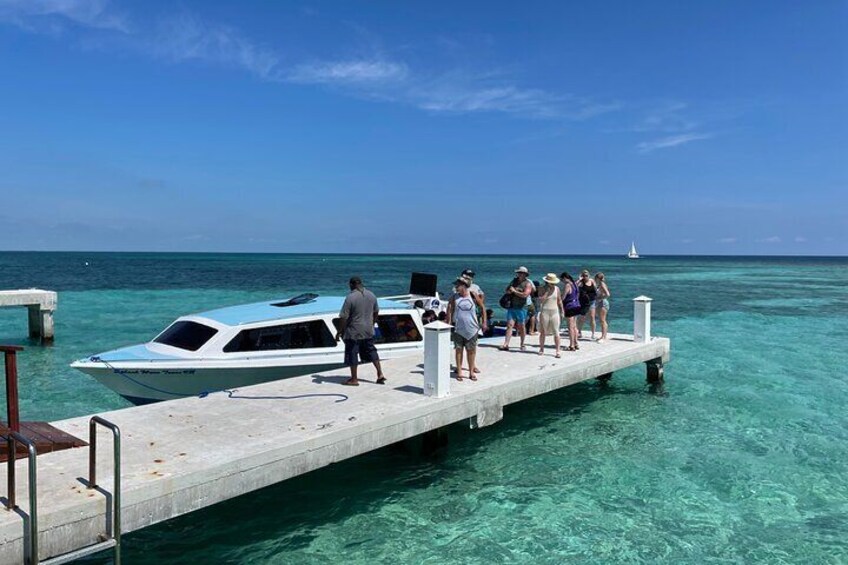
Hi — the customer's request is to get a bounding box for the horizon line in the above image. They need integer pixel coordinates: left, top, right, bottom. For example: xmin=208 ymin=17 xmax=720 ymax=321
xmin=1 ymin=250 xmax=846 ymax=259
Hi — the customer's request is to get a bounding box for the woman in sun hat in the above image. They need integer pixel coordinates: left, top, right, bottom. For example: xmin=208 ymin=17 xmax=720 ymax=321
xmin=500 ymin=266 xmax=532 ymax=351
xmin=537 ymin=273 xmax=564 ymax=357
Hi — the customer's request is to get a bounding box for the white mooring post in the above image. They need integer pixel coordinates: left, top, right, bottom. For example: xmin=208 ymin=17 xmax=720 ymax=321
xmin=633 ymin=296 xmax=652 ymax=342
xmin=423 ymin=321 xmax=452 ymax=398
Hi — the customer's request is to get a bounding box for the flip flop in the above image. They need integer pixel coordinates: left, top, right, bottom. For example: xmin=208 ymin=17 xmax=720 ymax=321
xmin=342 ymin=379 xmax=360 ymax=386
xmin=376 ymin=376 xmax=387 ymax=385
xmin=469 ymin=374 xmax=478 ymax=381
xmin=498 ymin=346 xmax=509 ymax=351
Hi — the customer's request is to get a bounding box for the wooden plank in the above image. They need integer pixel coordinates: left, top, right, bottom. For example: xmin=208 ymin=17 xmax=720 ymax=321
xmin=0 ymin=421 xmax=86 ymax=461
xmin=23 ymin=422 xmax=87 ymax=448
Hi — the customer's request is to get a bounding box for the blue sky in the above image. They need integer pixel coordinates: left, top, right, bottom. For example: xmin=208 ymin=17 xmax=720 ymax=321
xmin=0 ymin=0 xmax=845 ymax=255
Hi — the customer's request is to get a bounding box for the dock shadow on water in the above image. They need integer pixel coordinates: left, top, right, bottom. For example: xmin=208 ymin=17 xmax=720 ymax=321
xmin=85 ymin=377 xmax=656 ymax=564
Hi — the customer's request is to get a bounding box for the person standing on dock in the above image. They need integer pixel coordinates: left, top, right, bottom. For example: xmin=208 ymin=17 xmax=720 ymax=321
xmin=460 ymin=268 xmax=485 ymax=374
xmin=577 ymin=270 xmax=598 ymax=340
xmin=562 ymin=272 xmax=581 ymax=351
xmin=335 ymin=276 xmax=386 ymax=386
xmin=500 ymin=266 xmax=532 ymax=351
xmin=594 ymin=273 xmax=611 ymax=343
xmin=537 ymin=273 xmax=564 ymax=357
xmin=447 ymin=276 xmax=487 ymax=380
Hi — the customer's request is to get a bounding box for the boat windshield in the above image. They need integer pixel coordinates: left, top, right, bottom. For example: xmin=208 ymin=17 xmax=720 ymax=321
xmin=271 ymin=293 xmax=318 ymax=307
xmin=154 ymin=321 xmax=219 ymax=351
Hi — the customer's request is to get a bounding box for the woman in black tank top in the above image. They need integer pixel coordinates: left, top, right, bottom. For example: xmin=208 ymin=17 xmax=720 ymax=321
xmin=577 ymin=270 xmax=597 ymax=339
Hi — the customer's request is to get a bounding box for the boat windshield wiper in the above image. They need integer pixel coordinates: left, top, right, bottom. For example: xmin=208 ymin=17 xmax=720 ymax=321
xmin=271 ymin=293 xmax=319 ymax=307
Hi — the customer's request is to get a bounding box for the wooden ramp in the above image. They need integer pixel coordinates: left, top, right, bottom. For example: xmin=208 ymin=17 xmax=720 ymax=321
xmin=0 ymin=332 xmax=669 ymax=563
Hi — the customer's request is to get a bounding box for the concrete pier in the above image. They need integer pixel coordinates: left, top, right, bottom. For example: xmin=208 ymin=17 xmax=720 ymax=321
xmin=0 ymin=290 xmax=57 ymax=342
xmin=0 ymin=330 xmax=669 ymax=563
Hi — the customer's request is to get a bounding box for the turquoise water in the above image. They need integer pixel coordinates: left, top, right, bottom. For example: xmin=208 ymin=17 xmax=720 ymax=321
xmin=1 ymin=252 xmax=847 ymax=563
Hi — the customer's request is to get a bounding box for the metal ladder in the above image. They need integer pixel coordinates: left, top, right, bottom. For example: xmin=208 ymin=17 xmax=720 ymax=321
xmin=5 ymin=416 xmax=122 ymax=565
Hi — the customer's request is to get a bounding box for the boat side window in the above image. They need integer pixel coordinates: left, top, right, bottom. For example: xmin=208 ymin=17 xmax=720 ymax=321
xmin=154 ymin=321 xmax=219 ymax=352
xmin=331 ymin=314 xmax=421 ymax=344
xmin=223 ymin=320 xmax=336 ymax=352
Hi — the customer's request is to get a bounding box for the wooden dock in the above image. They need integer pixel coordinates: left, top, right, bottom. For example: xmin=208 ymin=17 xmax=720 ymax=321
xmin=0 ymin=330 xmax=669 ymax=563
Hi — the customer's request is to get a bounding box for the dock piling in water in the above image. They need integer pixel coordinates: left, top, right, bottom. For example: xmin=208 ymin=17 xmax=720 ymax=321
xmin=0 ymin=290 xmax=57 ymax=343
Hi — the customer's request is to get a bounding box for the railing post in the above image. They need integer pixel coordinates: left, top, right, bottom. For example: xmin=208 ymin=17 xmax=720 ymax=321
xmin=2 ymin=345 xmax=24 ymax=433
xmin=633 ymin=296 xmax=653 ymax=343
xmin=5 ymin=432 xmax=37 ymax=564
xmin=423 ymin=321 xmax=452 ymax=398
xmin=89 ymin=416 xmax=122 ymax=565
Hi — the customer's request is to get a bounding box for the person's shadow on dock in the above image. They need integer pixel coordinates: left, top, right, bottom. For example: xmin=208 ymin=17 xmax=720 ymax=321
xmin=311 ymin=374 xmax=386 ymax=386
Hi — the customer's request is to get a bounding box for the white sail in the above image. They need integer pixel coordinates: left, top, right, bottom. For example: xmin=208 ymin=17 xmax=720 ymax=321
xmin=628 ymin=241 xmax=640 ymax=259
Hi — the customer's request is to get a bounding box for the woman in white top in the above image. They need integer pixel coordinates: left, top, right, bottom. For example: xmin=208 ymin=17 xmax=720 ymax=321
xmin=537 ymin=273 xmax=564 ymax=357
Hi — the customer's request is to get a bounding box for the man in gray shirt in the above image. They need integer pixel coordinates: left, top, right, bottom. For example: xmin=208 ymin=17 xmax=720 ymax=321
xmin=335 ymin=276 xmax=386 ymax=386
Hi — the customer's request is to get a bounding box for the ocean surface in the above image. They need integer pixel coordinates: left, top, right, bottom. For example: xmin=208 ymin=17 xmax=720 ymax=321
xmin=1 ymin=252 xmax=847 ymax=564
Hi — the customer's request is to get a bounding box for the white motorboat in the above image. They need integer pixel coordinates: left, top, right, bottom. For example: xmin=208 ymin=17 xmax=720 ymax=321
xmin=627 ymin=241 xmax=640 ymax=259
xmin=72 ymin=274 xmax=441 ymax=404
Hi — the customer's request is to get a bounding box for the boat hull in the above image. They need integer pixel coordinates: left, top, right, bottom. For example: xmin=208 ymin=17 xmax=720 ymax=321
xmin=73 ymin=346 xmax=421 ymax=404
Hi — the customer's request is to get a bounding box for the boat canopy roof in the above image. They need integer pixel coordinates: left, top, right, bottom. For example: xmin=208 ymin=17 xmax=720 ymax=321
xmin=194 ymin=296 xmax=410 ymax=327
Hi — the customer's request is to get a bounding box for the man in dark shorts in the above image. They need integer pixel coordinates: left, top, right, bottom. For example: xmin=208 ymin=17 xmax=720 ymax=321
xmin=335 ymin=276 xmax=386 ymax=386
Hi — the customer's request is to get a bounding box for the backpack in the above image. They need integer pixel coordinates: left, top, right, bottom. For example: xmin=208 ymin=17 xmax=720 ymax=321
xmin=499 ymin=293 xmax=512 ymax=309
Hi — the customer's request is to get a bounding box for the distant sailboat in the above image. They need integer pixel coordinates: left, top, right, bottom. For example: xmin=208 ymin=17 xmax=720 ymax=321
xmin=627 ymin=241 xmax=640 ymax=259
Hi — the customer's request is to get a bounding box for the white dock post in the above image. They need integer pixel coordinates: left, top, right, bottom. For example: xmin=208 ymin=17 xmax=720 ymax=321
xmin=423 ymin=321 xmax=452 ymax=398
xmin=633 ymin=296 xmax=652 ymax=343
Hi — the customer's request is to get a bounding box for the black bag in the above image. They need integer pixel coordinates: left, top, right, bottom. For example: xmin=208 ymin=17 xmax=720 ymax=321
xmin=499 ymin=293 xmax=512 ymax=309
xmin=578 ymin=284 xmax=591 ymax=307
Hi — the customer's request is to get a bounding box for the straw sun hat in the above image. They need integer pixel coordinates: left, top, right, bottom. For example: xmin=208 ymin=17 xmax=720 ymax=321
xmin=543 ymin=273 xmax=560 ymax=284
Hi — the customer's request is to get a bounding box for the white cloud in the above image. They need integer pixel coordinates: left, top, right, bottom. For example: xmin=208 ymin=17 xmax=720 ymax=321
xmin=718 ymin=237 xmax=737 ymax=244
xmin=287 ymin=61 xmax=618 ymax=120
xmin=1 ymin=3 xmax=619 ymax=122
xmin=636 ymin=133 xmax=712 ymax=153
xmin=0 ymin=0 xmax=127 ymax=32
xmin=757 ymin=236 xmax=781 ymax=243
xmin=634 ymin=101 xmax=697 ymax=133
xmin=151 ymin=12 xmax=280 ymax=80
xmin=794 ymin=236 xmax=807 ymax=243
xmin=415 ymin=85 xmax=561 ymax=117
xmin=289 ymin=60 xmax=408 ymax=84
xmin=408 ymin=73 xmax=618 ymax=119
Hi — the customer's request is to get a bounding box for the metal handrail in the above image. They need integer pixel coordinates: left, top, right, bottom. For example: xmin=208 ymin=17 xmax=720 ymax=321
xmin=6 ymin=431 xmax=38 ymax=564
xmin=88 ymin=416 xmax=121 ymax=565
